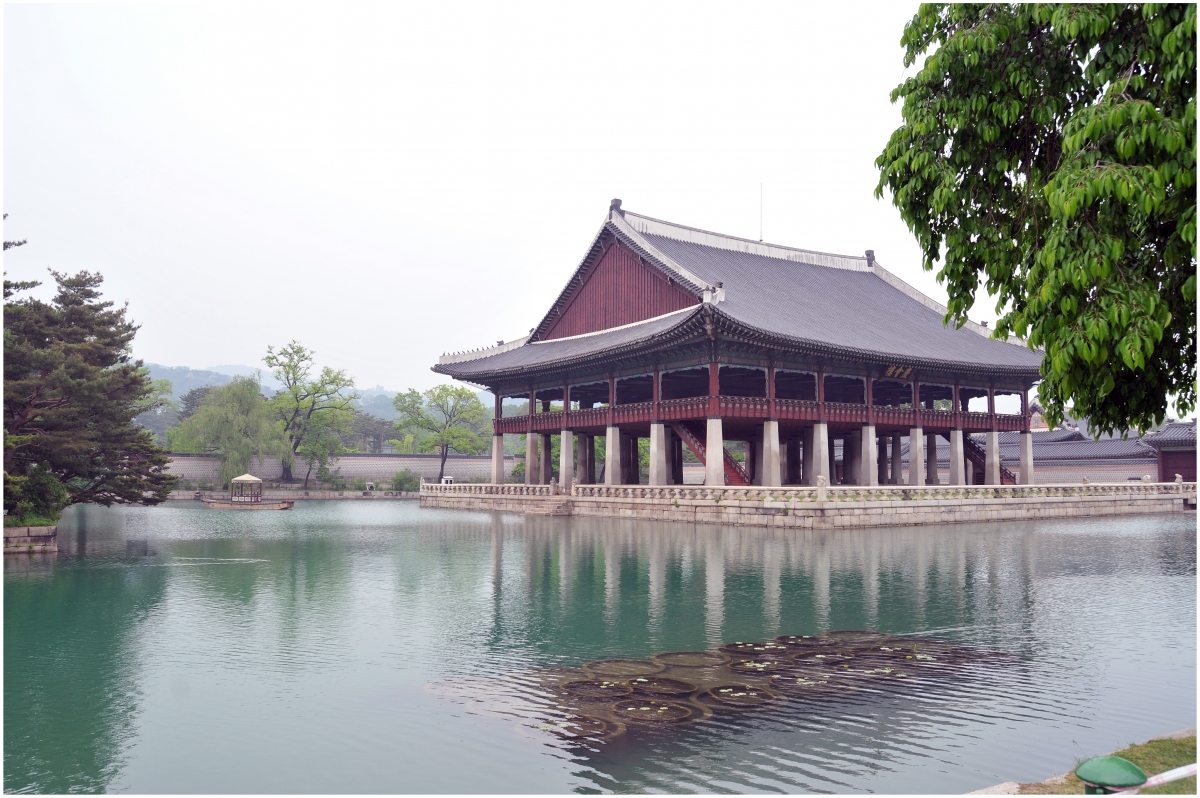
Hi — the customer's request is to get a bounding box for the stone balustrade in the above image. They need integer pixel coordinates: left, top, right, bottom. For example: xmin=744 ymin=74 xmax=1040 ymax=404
xmin=419 ymin=480 xmax=1196 ymax=529
xmin=424 ymin=480 xmax=1194 ymax=502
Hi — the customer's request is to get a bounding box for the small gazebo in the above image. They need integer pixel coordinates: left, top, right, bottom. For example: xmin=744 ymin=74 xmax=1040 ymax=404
xmin=229 ymin=474 xmax=263 ymax=503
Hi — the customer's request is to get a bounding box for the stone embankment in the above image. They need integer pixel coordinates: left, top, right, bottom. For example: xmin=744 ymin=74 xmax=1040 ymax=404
xmin=4 ymin=525 xmax=57 ymax=554
xmin=169 ymin=489 xmax=419 ymax=502
xmin=420 ymin=481 xmax=1196 ymax=529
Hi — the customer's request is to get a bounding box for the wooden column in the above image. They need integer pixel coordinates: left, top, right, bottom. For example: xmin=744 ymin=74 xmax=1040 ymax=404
xmin=865 ymin=375 xmax=874 ymax=424
xmin=953 ymin=383 xmax=961 ymax=428
xmin=912 ymin=380 xmax=922 ymax=427
xmin=652 ymin=366 xmax=661 ymax=421
xmin=607 ymin=376 xmax=616 ymax=426
xmin=987 ymin=388 xmax=996 ymax=428
xmin=708 ymin=361 xmax=720 ymax=417
xmin=767 ymin=358 xmax=776 ymax=419
xmin=816 ymin=368 xmax=826 ymax=421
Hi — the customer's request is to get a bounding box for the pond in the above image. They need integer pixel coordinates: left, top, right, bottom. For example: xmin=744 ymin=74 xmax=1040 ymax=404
xmin=4 ymin=502 xmax=1195 ymax=794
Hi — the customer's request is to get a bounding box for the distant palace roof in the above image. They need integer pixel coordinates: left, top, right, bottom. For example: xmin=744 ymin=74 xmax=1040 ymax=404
xmin=435 ymin=205 xmax=1044 ymax=383
xmin=1142 ymin=419 xmax=1197 ymax=449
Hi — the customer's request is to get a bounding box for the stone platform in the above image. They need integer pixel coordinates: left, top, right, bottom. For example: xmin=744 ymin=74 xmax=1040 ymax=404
xmin=420 ymin=481 xmax=1196 ymax=529
xmin=4 ymin=525 xmax=58 ymax=554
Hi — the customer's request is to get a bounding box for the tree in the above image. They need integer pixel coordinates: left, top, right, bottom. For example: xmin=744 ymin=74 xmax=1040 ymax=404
xmin=4 ymin=270 xmax=177 ymax=523
xmin=178 ymin=386 xmax=213 ymax=422
xmin=394 ymin=385 xmax=487 ymax=482
xmin=346 ymin=411 xmax=394 ymax=454
xmin=167 ymin=376 xmax=287 ymax=485
xmin=876 ymin=4 xmax=1195 ymax=435
xmin=264 ymin=341 xmax=357 ymax=485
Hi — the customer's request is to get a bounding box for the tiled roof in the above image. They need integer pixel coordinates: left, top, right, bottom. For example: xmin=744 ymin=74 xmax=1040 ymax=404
xmin=998 ymin=429 xmax=1086 ymax=444
xmin=434 ymin=205 xmax=1044 ymax=382
xmin=1142 ymin=419 xmax=1197 ymax=448
xmin=435 ymin=308 xmax=700 ymax=379
xmin=902 ymin=434 xmax=1156 ymax=464
xmin=642 ymin=232 xmax=1042 ymax=373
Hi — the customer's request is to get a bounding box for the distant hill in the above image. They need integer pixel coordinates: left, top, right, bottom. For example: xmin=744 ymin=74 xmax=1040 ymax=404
xmin=142 ymin=364 xmax=288 ymax=399
xmin=144 ymin=364 xmax=234 ymax=400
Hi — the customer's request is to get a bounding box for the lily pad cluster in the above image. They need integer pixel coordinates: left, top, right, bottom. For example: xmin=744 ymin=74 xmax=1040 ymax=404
xmin=522 ymin=630 xmax=1010 ymax=741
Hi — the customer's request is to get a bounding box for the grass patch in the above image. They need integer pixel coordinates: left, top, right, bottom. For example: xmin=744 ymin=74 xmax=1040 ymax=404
xmin=1019 ymin=736 xmax=1196 ymax=795
xmin=3 ymin=514 xmax=59 ymax=528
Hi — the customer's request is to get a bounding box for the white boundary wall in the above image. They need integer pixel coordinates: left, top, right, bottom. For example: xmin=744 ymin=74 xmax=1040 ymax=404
xmin=167 ymin=453 xmax=517 ymax=484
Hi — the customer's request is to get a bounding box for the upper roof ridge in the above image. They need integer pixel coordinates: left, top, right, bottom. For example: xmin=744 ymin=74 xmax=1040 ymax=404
xmin=623 ymin=210 xmax=871 ymax=272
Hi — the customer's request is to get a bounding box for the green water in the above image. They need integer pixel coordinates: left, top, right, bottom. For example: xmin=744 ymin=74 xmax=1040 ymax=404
xmin=4 ymin=502 xmax=1196 ymax=793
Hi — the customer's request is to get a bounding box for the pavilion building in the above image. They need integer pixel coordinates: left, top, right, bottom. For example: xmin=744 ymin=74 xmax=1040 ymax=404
xmin=434 ymin=200 xmax=1043 ymax=488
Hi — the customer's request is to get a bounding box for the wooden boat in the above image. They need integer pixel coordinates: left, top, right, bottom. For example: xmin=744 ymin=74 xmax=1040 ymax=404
xmin=202 ymin=499 xmax=294 ymax=510
xmin=203 ymin=473 xmax=294 ymax=510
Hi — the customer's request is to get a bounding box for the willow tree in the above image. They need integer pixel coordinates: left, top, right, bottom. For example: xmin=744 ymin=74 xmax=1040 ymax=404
xmin=167 ymin=376 xmax=287 ymax=485
xmin=876 ymin=4 xmax=1195 ymax=435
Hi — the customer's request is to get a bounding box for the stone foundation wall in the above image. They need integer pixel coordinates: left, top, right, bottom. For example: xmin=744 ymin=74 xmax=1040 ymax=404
xmin=168 ymin=489 xmax=419 ymax=501
xmin=4 ymin=525 xmax=58 ymax=554
xmin=420 ymin=482 xmax=1196 ymax=530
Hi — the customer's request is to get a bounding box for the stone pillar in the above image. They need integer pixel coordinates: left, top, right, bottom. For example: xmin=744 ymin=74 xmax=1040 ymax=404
xmin=671 ymin=432 xmax=684 ymax=484
xmin=621 ymin=433 xmax=638 ymax=484
xmin=811 ymin=422 xmax=830 ymax=484
xmin=586 ymin=436 xmax=597 ymax=483
xmin=1020 ymin=431 xmax=1034 ymax=485
xmin=705 ymin=418 xmax=725 ymax=486
xmin=604 ymin=426 xmax=621 ymax=485
xmin=859 ymin=425 xmax=877 ymax=486
xmin=491 ymin=434 xmax=505 ymax=484
xmin=985 ymin=430 xmax=1001 ymax=484
xmin=949 ymin=430 xmax=966 ymax=485
xmin=559 ymin=429 xmax=574 ymax=487
xmin=877 ymin=436 xmax=888 ymax=485
xmin=779 ymin=436 xmax=790 ymax=485
xmin=890 ymin=433 xmax=902 ymax=484
xmin=786 ymin=437 xmax=801 ymax=485
xmin=926 ymin=432 xmax=939 ymax=485
xmin=540 ymin=433 xmax=554 ymax=484
xmin=648 ymin=422 xmax=668 ymax=486
xmin=845 ymin=430 xmax=861 ymax=485
xmin=525 ymin=433 xmax=539 ymax=484
xmin=576 ymin=434 xmax=589 ymax=484
xmin=748 ymin=435 xmax=761 ymax=485
xmin=762 ymin=420 xmax=781 ymax=487
xmin=908 ymin=428 xmax=924 ymax=485
xmin=828 ymin=432 xmax=838 ymax=484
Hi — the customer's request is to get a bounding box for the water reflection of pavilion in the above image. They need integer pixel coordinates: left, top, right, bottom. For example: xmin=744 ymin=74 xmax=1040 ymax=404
xmin=481 ymin=515 xmax=1072 ymax=654
xmin=436 ymin=202 xmax=1043 ymax=487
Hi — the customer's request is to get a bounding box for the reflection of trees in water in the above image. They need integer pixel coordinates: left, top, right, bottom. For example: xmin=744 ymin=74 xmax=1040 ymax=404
xmin=4 ymin=562 xmax=167 ymax=793
xmin=165 ymin=536 xmax=358 ymax=677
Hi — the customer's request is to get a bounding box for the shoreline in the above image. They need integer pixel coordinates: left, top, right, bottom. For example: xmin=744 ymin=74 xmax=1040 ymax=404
xmin=970 ymin=727 xmax=1197 ymax=795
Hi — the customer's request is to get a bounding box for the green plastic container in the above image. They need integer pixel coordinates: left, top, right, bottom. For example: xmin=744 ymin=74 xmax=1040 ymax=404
xmin=1075 ymin=756 xmax=1148 ymax=794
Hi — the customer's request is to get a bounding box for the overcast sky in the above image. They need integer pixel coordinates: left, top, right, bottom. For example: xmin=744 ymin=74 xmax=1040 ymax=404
xmin=2 ymin=1 xmax=1004 ymax=393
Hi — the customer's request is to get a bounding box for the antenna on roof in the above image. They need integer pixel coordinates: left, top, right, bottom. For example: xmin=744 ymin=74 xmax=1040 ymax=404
xmin=759 ymin=181 xmax=763 ymax=242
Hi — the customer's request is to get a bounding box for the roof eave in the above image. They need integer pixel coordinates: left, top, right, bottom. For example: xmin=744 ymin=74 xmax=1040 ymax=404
xmin=707 ymin=307 xmax=1043 ymax=382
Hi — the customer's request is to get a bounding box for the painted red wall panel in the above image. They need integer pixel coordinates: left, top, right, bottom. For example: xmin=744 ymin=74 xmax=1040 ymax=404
xmin=1160 ymin=450 xmax=1196 ymax=482
xmin=543 ymin=243 xmax=698 ymax=340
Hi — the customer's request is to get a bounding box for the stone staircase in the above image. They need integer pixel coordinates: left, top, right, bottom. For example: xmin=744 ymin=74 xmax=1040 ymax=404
xmin=526 ymin=499 xmax=574 ymax=516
